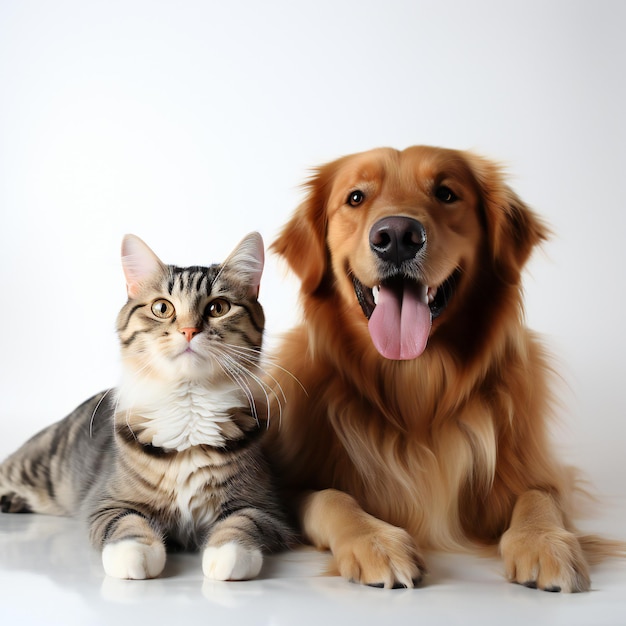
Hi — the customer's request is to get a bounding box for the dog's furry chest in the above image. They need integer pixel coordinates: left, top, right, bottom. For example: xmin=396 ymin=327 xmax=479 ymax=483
xmin=322 ymin=388 xmax=498 ymax=550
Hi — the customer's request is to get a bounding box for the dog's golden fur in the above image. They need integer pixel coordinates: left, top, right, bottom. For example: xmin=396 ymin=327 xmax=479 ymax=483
xmin=266 ymin=145 xmax=613 ymax=592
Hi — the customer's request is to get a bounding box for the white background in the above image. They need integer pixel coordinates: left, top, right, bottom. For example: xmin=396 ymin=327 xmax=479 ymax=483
xmin=1 ymin=0 xmax=625 ymax=521
xmin=1 ymin=2 xmax=626 ymax=623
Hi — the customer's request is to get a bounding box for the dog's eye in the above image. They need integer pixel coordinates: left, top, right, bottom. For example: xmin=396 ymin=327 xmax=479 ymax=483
xmin=435 ymin=185 xmax=458 ymax=204
xmin=347 ymin=190 xmax=365 ymax=207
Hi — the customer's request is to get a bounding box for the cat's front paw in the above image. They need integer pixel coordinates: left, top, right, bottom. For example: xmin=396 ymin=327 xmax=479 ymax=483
xmin=202 ymin=541 xmax=263 ymax=581
xmin=102 ymin=538 xmax=166 ymax=579
xmin=0 ymin=491 xmax=32 ymax=513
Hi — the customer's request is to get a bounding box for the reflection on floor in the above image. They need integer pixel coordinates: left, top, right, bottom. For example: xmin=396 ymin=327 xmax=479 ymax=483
xmin=1 ymin=504 xmax=625 ymax=626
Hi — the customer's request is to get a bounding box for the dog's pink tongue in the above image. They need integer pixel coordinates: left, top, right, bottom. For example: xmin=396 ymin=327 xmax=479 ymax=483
xmin=368 ymin=282 xmax=432 ymax=360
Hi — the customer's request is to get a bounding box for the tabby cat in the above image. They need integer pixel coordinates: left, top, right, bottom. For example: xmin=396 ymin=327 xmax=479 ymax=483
xmin=0 ymin=232 xmax=294 ymax=580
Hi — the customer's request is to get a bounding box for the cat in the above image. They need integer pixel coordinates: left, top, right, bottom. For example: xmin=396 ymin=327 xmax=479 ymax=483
xmin=0 ymin=232 xmax=294 ymax=581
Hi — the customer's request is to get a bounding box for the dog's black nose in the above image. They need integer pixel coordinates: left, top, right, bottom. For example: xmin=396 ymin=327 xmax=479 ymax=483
xmin=369 ymin=217 xmax=426 ymax=265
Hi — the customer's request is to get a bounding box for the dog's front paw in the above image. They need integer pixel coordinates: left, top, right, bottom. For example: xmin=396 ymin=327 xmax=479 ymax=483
xmin=500 ymin=527 xmax=590 ymax=593
xmin=102 ymin=538 xmax=166 ymax=580
xmin=334 ymin=523 xmax=426 ymax=589
xmin=202 ymin=541 xmax=263 ymax=581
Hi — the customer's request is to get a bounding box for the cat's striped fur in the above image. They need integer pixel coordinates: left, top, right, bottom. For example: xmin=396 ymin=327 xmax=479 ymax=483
xmin=0 ymin=233 xmax=294 ymax=580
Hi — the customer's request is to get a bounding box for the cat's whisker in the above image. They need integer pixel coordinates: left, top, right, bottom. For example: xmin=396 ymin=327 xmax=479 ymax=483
xmin=108 ymin=386 xmax=134 ymax=441
xmin=124 ymin=408 xmax=137 ymax=441
xmin=219 ymin=344 xmax=298 ymax=401
xmin=218 ymin=344 xmax=293 ymax=420
xmin=227 ymin=364 xmax=269 ymax=422
xmin=210 ymin=261 xmax=226 ymax=287
xmin=90 ymin=388 xmax=115 ymax=438
xmin=213 ymin=354 xmax=261 ymax=425
xmin=116 ymin=389 xmax=137 ymax=443
xmin=216 ymin=351 xmax=274 ymax=425
xmin=222 ymin=342 xmax=308 ymax=398
xmin=215 ymin=345 xmax=283 ymax=417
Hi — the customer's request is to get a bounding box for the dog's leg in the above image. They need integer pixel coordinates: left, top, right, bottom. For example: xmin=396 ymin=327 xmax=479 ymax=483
xmin=299 ymin=488 xmax=426 ymax=588
xmin=499 ymin=489 xmax=590 ymax=592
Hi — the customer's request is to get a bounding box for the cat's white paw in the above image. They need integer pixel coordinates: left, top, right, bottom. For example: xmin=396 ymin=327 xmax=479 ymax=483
xmin=102 ymin=539 xmax=166 ymax=579
xmin=202 ymin=541 xmax=263 ymax=581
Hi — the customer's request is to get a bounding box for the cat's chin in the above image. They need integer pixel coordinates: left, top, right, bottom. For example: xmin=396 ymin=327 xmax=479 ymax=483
xmin=174 ymin=347 xmax=204 ymax=364
xmin=122 ymin=355 xmax=221 ymax=385
xmin=175 ymin=350 xmax=216 ymax=372
xmin=169 ymin=359 xmax=222 ymax=383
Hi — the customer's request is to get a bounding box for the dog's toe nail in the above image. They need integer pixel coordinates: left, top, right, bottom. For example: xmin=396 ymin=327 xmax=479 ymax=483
xmin=523 ymin=580 xmax=538 ymax=589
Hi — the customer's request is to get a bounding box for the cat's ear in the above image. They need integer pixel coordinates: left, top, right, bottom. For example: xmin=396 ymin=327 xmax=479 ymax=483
xmin=121 ymin=234 xmax=167 ymax=298
xmin=223 ymin=232 xmax=265 ymax=298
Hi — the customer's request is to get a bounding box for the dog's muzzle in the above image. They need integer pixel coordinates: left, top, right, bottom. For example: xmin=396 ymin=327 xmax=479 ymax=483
xmin=351 ymin=216 xmax=457 ymax=360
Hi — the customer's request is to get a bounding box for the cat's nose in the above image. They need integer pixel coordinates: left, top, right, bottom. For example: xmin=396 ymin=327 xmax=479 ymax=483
xmin=180 ymin=327 xmax=200 ymax=342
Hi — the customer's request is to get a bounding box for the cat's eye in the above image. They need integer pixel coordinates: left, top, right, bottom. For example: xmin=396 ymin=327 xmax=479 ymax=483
xmin=207 ymin=298 xmax=231 ymax=318
xmin=151 ymin=299 xmax=175 ymax=319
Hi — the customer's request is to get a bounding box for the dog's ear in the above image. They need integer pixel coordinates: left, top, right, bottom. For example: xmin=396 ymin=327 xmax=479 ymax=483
xmin=271 ymin=166 xmax=333 ymax=294
xmin=467 ymin=153 xmax=550 ymax=283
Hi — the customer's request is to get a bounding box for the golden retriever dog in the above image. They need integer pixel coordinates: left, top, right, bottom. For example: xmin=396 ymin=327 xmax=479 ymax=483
xmin=266 ymin=145 xmax=616 ymax=592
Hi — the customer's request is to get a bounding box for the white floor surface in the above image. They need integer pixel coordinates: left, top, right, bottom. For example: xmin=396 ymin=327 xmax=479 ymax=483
xmin=1 ymin=498 xmax=625 ymax=626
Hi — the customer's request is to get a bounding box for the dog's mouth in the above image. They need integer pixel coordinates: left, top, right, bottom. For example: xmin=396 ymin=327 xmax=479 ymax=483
xmin=352 ymin=271 xmax=459 ymax=360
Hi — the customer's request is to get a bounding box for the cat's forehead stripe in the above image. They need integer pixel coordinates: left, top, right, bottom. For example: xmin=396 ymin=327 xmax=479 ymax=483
xmin=167 ymin=265 xmax=218 ymax=296
xmin=195 ymin=272 xmax=206 ymax=293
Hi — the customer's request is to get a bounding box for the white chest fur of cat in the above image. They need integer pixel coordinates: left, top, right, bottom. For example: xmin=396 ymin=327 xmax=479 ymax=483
xmin=0 ymin=232 xmax=293 ymax=582
xmin=117 ymin=375 xmax=244 ymax=451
